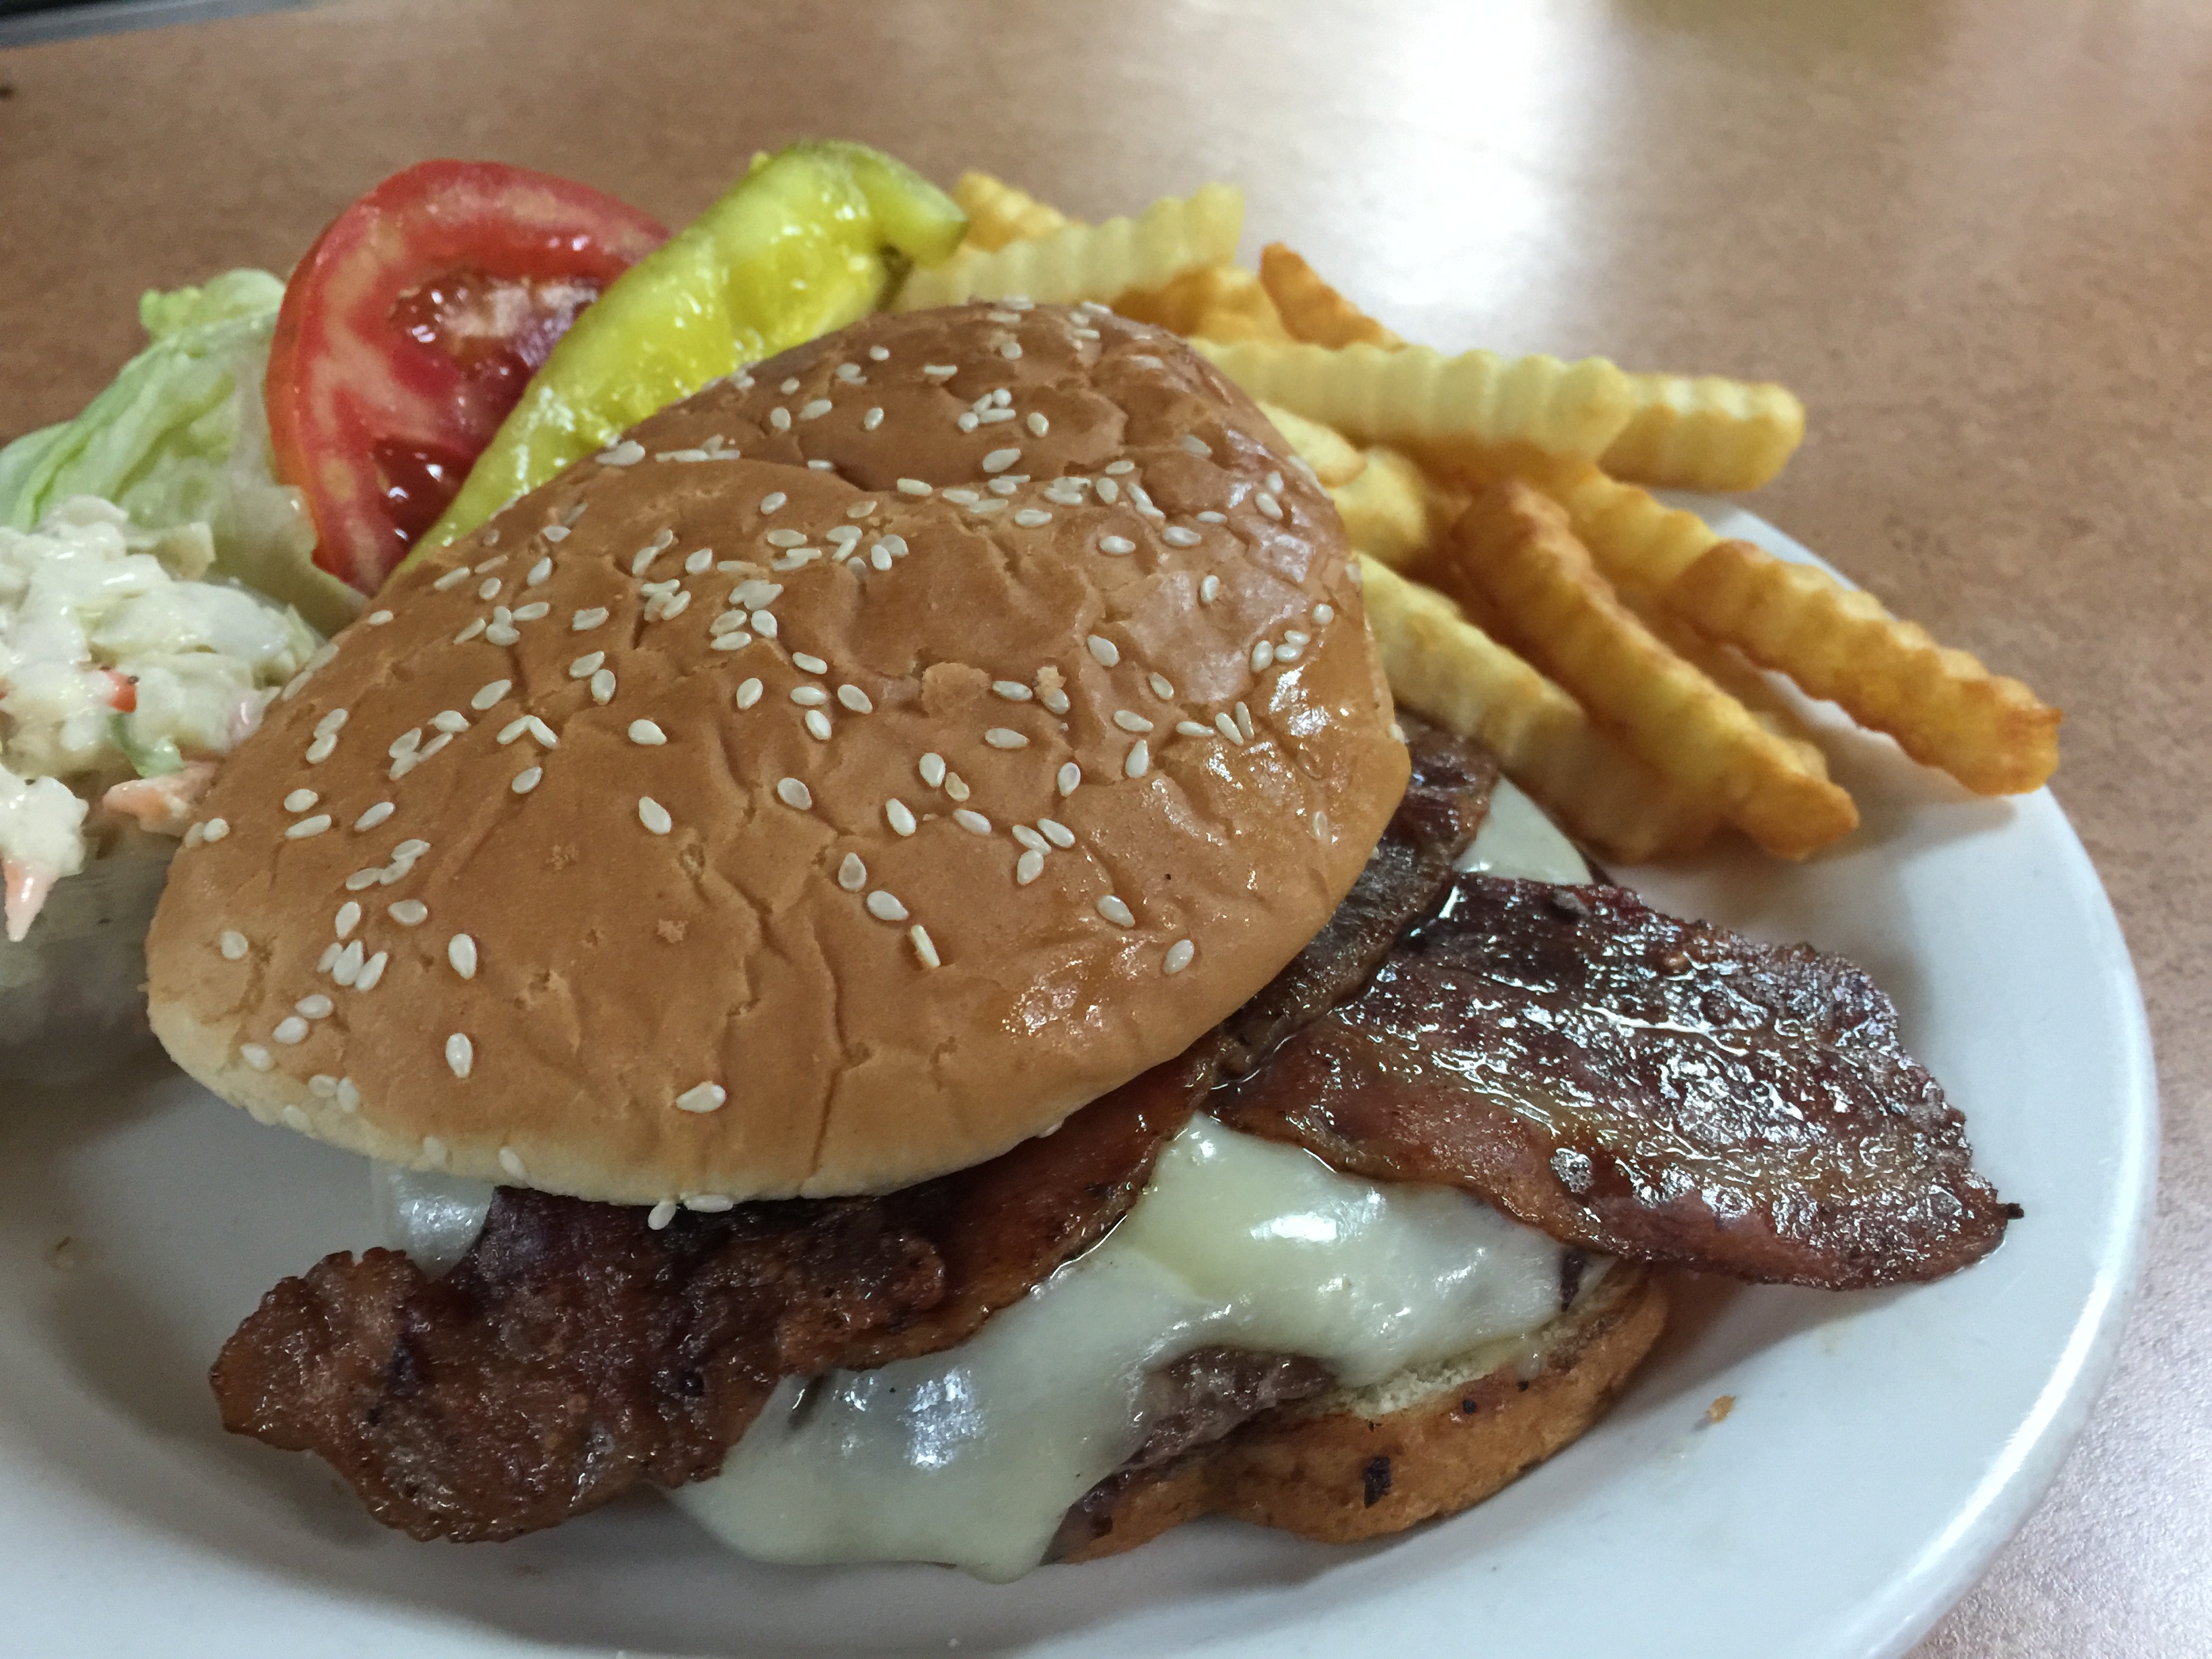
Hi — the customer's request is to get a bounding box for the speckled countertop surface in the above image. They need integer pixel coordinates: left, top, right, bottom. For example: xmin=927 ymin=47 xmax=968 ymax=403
xmin=2 ymin=2 xmax=2205 ymax=1651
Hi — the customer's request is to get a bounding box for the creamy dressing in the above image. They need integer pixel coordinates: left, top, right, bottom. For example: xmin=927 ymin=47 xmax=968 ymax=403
xmin=372 ymin=766 xmax=1599 ymax=1579
xmin=0 ymin=495 xmax=316 ymax=937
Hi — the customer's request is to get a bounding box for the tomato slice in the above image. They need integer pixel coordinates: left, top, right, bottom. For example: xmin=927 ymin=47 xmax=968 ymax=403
xmin=266 ymin=160 xmax=666 ymax=591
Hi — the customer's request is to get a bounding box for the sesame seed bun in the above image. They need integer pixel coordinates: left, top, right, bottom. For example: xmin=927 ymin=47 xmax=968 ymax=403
xmin=145 ymin=302 xmax=1408 ymax=1205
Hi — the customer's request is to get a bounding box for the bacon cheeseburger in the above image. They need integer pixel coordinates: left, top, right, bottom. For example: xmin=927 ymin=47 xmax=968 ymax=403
xmin=146 ymin=303 xmax=2013 ymax=1579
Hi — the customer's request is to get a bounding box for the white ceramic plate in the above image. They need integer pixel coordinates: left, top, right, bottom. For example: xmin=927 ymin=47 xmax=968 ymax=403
xmin=0 ymin=501 xmax=2155 ymax=1659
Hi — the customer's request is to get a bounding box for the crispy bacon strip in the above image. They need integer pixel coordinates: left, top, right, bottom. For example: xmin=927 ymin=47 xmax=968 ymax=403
xmin=1214 ymin=876 xmax=2012 ymax=1288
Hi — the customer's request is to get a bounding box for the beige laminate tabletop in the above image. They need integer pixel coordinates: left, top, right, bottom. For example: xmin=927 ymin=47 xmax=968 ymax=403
xmin=1 ymin=2 xmax=2205 ymax=1653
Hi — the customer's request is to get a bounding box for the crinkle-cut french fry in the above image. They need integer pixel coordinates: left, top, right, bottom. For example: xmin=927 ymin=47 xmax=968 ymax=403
xmin=1328 ymin=446 xmax=1468 ymax=572
xmin=1633 ymin=602 xmax=1832 ymax=781
xmin=1422 ymin=443 xmax=1721 ymax=599
xmin=1256 ymin=403 xmax=1367 ymax=487
xmin=894 ymin=183 xmax=1243 ymax=311
xmin=952 ymin=171 xmax=1078 ymax=251
xmin=1115 ymin=263 xmax=1290 ymax=344
xmin=1196 ymin=339 xmax=1635 ymax=462
xmin=1357 ymin=555 xmax=1718 ymax=863
xmin=1599 ymin=373 xmax=1807 ymax=492
xmin=1667 ymin=539 xmax=2061 ymax=795
xmin=1258 ymin=243 xmax=1404 ymax=349
xmin=1450 ymin=484 xmax=1858 ymax=859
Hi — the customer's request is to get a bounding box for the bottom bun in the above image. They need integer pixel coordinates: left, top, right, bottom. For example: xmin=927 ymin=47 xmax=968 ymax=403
xmin=1059 ymin=1263 xmax=1666 ymax=1559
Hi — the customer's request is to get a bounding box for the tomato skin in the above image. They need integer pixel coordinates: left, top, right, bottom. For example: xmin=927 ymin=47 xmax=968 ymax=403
xmin=266 ymin=161 xmax=665 ymax=592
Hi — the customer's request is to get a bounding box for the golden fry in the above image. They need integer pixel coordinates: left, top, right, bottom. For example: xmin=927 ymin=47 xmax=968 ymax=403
xmin=1357 ymin=556 xmax=1719 ymax=863
xmin=951 ymin=171 xmax=1076 ymax=251
xmin=1667 ymin=539 xmax=2061 ymax=794
xmin=1114 ymin=263 xmax=1290 ymax=343
xmin=1599 ymin=373 xmax=1806 ymax=493
xmin=1328 ymin=446 xmax=1469 ymax=573
xmin=1256 ymin=403 xmax=1367 ymax=487
xmin=1449 ymin=485 xmax=1858 ymax=859
xmin=895 ymin=183 xmax=1243 ymax=310
xmin=1257 ymin=243 xmax=1403 ymax=349
xmin=1196 ymin=339 xmax=1635 ymax=462
xmin=1632 ymin=601 xmax=1832 ymax=781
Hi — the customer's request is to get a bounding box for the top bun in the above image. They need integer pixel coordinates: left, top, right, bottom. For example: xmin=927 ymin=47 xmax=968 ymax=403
xmin=146 ymin=302 xmax=1408 ymax=1205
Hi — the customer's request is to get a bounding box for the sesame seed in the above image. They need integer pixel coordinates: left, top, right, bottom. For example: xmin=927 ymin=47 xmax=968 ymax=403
xmin=598 ymin=440 xmax=645 ymax=466
xmin=414 ymin=732 xmax=452 ymax=765
xmin=780 ymin=377 xmax=802 ymax=394
xmin=1216 ymin=712 xmax=1245 ymax=744
xmin=676 ymin=1082 xmax=727 ymax=1114
xmin=1015 ymin=509 xmax=1052 ymax=528
xmin=1181 ymin=435 xmax=1213 ymax=459
xmin=447 ymin=935 xmax=478 ymax=979
xmin=837 ymin=362 xmax=865 ymax=382
xmin=865 ymin=890 xmax=909 ymax=922
xmin=790 ymin=685 xmax=829 ymax=707
xmin=434 ymin=567 xmax=472 ymax=592
xmin=907 ymin=923 xmax=941 ymax=967
xmin=683 ymin=547 xmax=712 ymax=576
xmin=983 ymin=728 xmax=1029 ymax=749
xmin=992 ymin=680 xmax=1033 ymax=702
xmin=394 ymin=838 xmax=430 ymax=861
xmin=733 ymin=578 xmax=783 ymax=607
xmin=1105 ymin=459 xmax=1135 ymax=475
xmin=569 ymin=653 xmax=604 ymax=678
xmin=1313 ymin=602 xmax=1336 ymax=624
xmin=776 ymin=777 xmax=813 ymax=811
xmin=639 ymin=796 xmax=674 ymax=834
xmin=863 ymin=408 xmax=884 ymax=430
xmin=886 ymin=799 xmax=916 ymax=835
xmin=471 ymin=678 xmax=513 ymax=711
xmin=1012 ymin=824 xmax=1046 ymax=853
xmin=388 ymin=899 xmax=428 ymax=926
xmin=337 ymin=1077 xmax=361 ymax=1111
xmin=1252 ymin=641 xmax=1275 ymax=672
xmin=686 ymin=1194 xmax=734 ymax=1213
xmin=590 ymin=669 xmax=617 ymax=704
xmin=804 ymin=709 xmax=833 ymax=741
xmin=736 ymin=678 xmax=764 ymax=710
xmin=445 ymin=1035 xmax=474 ymax=1079
xmin=792 ymin=651 xmax=828 ymax=674
xmin=769 ymin=408 xmax=792 ymax=432
xmin=1125 ymin=740 xmax=1150 ymax=778
xmin=1165 ymin=939 xmax=1195 ymax=975
xmin=1199 ymin=511 xmax=1226 ymax=524
xmin=923 ymin=363 xmax=958 ymax=379
xmin=1162 ymin=527 xmax=1202 ymax=548
xmin=1026 ymin=412 xmax=1049 ymax=436
xmin=314 ymin=708 xmax=350 ymax=738
xmin=285 ymin=788 xmax=318 ymax=813
xmin=498 ymin=718 xmax=531 ymax=744
xmin=870 ymin=544 xmax=894 ymax=570
xmin=432 ymin=710 xmax=469 ymax=735
xmin=219 ymin=929 xmax=248 ymax=960
xmin=273 ymin=1015 xmax=309 ymax=1045
xmin=957 ymin=412 xmax=979 ymax=433
xmin=528 ymin=556 xmax=554 ymax=584
xmin=981 ymin=448 xmax=1021 ymax=474
xmin=306 ymin=734 xmax=337 ymax=764
xmin=1267 ymin=471 xmax=1285 ymax=494
xmin=944 ymin=487 xmax=981 ymax=506
xmin=499 ymin=1147 xmax=528 ymax=1179
xmin=945 ymin=772 xmax=970 ymax=802
xmin=648 ymin=1200 xmax=678 ymax=1230
xmin=1040 ymin=688 xmax=1069 ymax=714
xmin=826 ymin=525 xmax=862 ymax=546
xmin=838 ymin=684 xmax=873 ymax=714
xmin=800 ymin=398 xmax=832 ymax=420
xmin=1086 ymin=635 xmax=1120 ymax=668
xmin=1099 ymin=535 xmax=1135 ymax=555
xmin=1097 ymin=895 xmax=1136 ymax=927
xmin=285 ymin=815 xmax=332 ymax=840
xmin=1000 ymin=340 xmax=1023 ymax=360
xmin=1276 ymin=641 xmax=1303 ymax=662
xmin=1057 ymin=762 xmax=1080 ymax=796
xmin=512 ymin=766 xmax=542 ymax=794
xmin=1096 ymin=478 xmax=1120 ymax=504
xmin=316 ymin=942 xmax=342 ymax=970
xmin=526 ymin=716 xmax=558 ymax=747
xmin=764 ymin=529 xmax=808 ymax=548
xmin=869 ymin=345 xmax=890 ymax=361
xmin=309 ymin=1075 xmax=337 ymax=1098
xmin=897 ymin=478 xmax=931 ymax=496
xmin=335 ymin=901 xmax=362 ymax=939
xmin=752 ymin=611 xmax=780 ymax=638
xmin=1313 ymin=809 xmax=1331 ymax=841
xmin=954 ymin=808 xmax=993 ymax=835
xmin=454 ymin=619 xmax=487 ymax=644
xmin=1176 ymin=720 xmax=1210 ymax=737
xmin=240 ymin=1043 xmax=272 ymax=1071
xmin=367 ymin=610 xmax=394 ymax=626
xmin=1236 ymin=702 xmax=1255 ymax=741
xmin=1038 ymin=817 xmax=1075 ymax=848
xmin=880 ymin=534 xmax=909 ymax=557
xmin=838 ymin=853 xmax=868 ymax=891
xmin=1201 ymin=575 xmax=1222 ymax=603
xmin=711 ymin=611 xmax=752 ymax=638
xmin=354 ymin=951 xmax=389 ymax=991
xmin=477 ymin=577 xmax=502 ymax=601
xmin=1256 ymin=491 xmax=1282 ymax=520
xmin=629 ymin=719 xmax=668 ymax=745
xmin=485 ymin=622 xmax=520 ymax=646
xmin=344 ymin=869 xmax=382 ymax=892
xmin=919 ymin=752 xmax=947 ymax=787
xmin=572 ymin=607 xmax=609 ymax=631
xmin=1113 ymin=710 xmax=1154 ymax=733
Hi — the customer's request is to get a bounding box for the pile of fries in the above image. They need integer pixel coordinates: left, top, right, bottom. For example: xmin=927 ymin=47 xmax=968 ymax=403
xmin=892 ymin=173 xmax=2060 ymax=863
